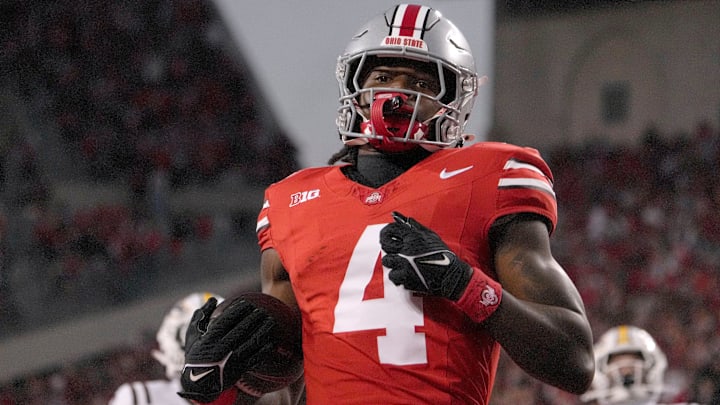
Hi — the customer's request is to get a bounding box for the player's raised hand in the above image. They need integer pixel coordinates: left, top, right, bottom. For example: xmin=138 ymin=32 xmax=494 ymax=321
xmin=380 ymin=211 xmax=473 ymax=301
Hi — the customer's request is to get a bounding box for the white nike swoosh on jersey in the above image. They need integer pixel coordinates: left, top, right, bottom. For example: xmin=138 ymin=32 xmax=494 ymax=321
xmin=189 ymin=369 xmax=214 ymax=382
xmin=439 ymin=165 xmax=474 ymax=179
xmin=419 ymin=254 xmax=451 ymax=266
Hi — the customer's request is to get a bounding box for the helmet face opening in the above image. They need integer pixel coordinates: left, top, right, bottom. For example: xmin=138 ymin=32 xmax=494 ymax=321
xmin=336 ymin=4 xmax=478 ymax=152
xmin=350 ymin=56 xmax=457 ymax=105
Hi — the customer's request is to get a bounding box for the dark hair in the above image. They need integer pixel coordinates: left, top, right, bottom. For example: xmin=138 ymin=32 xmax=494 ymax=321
xmin=328 ymin=145 xmax=359 ymax=165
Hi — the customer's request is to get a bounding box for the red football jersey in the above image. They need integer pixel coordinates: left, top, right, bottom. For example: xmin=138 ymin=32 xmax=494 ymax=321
xmin=256 ymin=142 xmax=557 ymax=405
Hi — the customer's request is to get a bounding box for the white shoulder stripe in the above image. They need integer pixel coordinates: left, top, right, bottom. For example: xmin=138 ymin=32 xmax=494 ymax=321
xmin=256 ymin=216 xmax=269 ymax=232
xmin=498 ymin=178 xmax=556 ymax=197
xmin=503 ymin=159 xmax=547 ymax=178
xmin=262 ymin=200 xmax=270 ymax=209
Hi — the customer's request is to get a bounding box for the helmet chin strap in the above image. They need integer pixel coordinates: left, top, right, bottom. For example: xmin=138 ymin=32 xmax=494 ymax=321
xmin=360 ymin=92 xmax=428 ymax=153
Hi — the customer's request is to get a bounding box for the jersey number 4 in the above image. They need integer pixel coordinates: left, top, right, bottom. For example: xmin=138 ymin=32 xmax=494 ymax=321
xmin=332 ymin=224 xmax=428 ymax=365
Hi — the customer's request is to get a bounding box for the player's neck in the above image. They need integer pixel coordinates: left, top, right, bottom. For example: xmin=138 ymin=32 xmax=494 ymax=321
xmin=347 ymin=147 xmax=431 ymax=188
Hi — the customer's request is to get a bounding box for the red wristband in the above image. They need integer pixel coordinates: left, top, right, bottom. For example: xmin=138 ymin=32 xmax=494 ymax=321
xmin=191 ymin=388 xmax=239 ymax=405
xmin=454 ymin=268 xmax=502 ymax=323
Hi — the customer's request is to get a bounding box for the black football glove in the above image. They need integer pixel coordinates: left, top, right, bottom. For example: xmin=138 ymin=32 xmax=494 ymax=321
xmin=178 ymin=296 xmax=277 ymax=403
xmin=380 ymin=211 xmax=473 ymax=301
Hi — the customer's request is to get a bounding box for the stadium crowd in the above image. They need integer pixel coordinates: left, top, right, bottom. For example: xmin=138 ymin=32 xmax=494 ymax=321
xmin=0 ymin=0 xmax=297 ymax=335
xmin=2 ymin=0 xmax=296 ymax=188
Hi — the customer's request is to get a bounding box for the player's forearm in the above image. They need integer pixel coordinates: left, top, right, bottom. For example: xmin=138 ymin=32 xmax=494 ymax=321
xmin=483 ymin=291 xmax=594 ymax=394
xmin=486 ymin=218 xmax=595 ymax=393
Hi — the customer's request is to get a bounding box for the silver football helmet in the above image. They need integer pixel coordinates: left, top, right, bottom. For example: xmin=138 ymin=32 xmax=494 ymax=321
xmin=581 ymin=325 xmax=668 ymax=405
xmin=336 ymin=4 xmax=479 ymax=152
xmin=152 ymin=292 xmax=224 ymax=380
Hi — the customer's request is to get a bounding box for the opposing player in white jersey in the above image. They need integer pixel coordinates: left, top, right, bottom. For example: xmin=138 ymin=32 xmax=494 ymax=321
xmin=580 ymin=325 xmax=701 ymax=405
xmin=109 ymin=292 xmax=222 ymax=405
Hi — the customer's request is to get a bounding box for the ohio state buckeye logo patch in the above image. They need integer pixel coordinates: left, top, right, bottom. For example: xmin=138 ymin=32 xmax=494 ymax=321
xmin=480 ymin=285 xmax=499 ymax=306
xmin=363 ymin=191 xmax=384 ymax=205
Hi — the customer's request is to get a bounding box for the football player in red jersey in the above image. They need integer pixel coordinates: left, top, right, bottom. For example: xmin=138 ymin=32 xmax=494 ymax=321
xmin=179 ymin=4 xmax=594 ymax=405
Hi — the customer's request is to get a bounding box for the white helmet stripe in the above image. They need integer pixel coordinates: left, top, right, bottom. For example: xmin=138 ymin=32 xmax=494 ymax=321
xmin=390 ymin=4 xmax=431 ymax=38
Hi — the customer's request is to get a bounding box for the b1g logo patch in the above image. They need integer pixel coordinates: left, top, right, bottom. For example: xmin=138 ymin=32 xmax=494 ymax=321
xmin=289 ymin=189 xmax=320 ymax=207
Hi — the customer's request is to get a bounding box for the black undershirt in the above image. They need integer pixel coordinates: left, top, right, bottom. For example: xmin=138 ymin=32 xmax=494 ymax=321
xmin=341 ymin=148 xmax=432 ymax=188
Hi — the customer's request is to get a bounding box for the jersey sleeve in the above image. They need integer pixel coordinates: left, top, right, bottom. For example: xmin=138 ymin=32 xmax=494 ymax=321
xmin=492 ymin=146 xmax=558 ymax=232
xmin=256 ymin=189 xmax=273 ymax=251
xmin=255 ymin=167 xmax=328 ymax=253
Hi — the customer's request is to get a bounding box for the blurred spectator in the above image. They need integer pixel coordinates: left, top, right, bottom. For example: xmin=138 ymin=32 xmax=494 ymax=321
xmin=688 ymin=359 xmax=720 ymax=405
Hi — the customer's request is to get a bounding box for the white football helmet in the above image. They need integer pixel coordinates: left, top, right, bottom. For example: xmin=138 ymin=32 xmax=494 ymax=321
xmin=152 ymin=292 xmax=224 ymax=380
xmin=336 ymin=4 xmax=480 ymax=152
xmin=581 ymin=325 xmax=668 ymax=405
